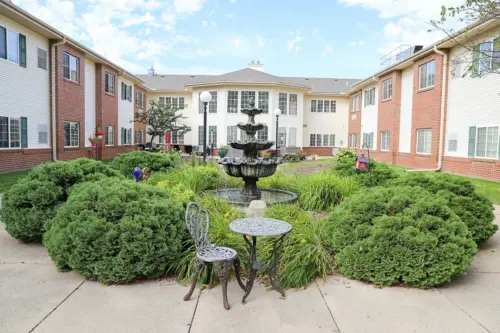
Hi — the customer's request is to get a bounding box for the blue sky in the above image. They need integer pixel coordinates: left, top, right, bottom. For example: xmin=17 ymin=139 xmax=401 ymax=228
xmin=13 ymin=0 xmax=463 ymax=79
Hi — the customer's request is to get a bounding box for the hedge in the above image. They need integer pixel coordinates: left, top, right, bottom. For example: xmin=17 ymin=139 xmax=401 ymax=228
xmin=333 ymin=157 xmax=398 ymax=187
xmin=111 ymin=151 xmax=176 ymax=177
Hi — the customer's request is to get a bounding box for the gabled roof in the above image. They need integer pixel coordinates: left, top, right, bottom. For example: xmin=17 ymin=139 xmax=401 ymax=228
xmin=138 ymin=68 xmax=359 ymax=94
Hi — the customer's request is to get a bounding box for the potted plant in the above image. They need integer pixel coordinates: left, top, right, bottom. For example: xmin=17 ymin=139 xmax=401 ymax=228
xmin=88 ymin=135 xmax=99 ymax=147
xmin=218 ymin=145 xmax=229 ymax=158
xmin=95 ymin=128 xmax=104 ymax=139
xmin=261 ymin=151 xmax=271 ymax=160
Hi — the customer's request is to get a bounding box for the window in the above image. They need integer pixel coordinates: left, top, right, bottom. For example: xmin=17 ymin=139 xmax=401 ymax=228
xmin=7 ymin=30 xmax=19 ymax=64
xmin=381 ymin=131 xmax=390 ymax=151
xmin=209 ymin=91 xmax=217 ymax=113
xmin=318 ymin=100 xmax=323 ymax=113
xmin=179 ymin=97 xmax=185 ymax=109
xmin=257 ymin=126 xmax=268 ymax=141
xmin=240 ymin=129 xmax=249 ymax=142
xmin=135 ymin=129 xmax=145 ymax=144
xmin=419 ymin=60 xmax=435 ymax=89
xmin=416 ymin=129 xmax=432 ymax=154
xmin=258 ymin=91 xmax=269 ymax=113
xmin=121 ymin=128 xmax=132 ymax=145
xmin=136 ymin=91 xmax=145 ymax=107
xmin=105 ymin=73 xmax=115 ymax=95
xmin=324 ymin=100 xmax=330 ymax=113
xmin=63 ymin=52 xmax=79 ymax=82
xmin=476 ymin=126 xmax=499 ymax=158
xmin=329 ymin=134 xmax=335 ymax=147
xmin=105 ymin=126 xmax=114 ymax=146
xmin=127 ymin=86 xmax=132 ymax=102
xmin=309 ymin=134 xmax=317 ymax=146
xmin=382 ymin=79 xmax=392 ymax=100
xmin=64 ymin=121 xmax=79 ymax=147
xmin=159 ymin=97 xmax=165 ymax=106
xmin=289 ymin=94 xmax=297 ymax=115
xmin=448 ymin=139 xmax=458 ymax=152
xmin=363 ymin=132 xmax=374 ymax=149
xmin=0 ymin=117 xmax=8 ymax=148
xmin=323 ymin=134 xmax=329 ymax=147
xmin=161 ymin=96 xmax=184 ymax=109
xmin=364 ymin=88 xmax=375 ymax=107
xmin=0 ymin=27 xmax=5 ymax=61
xmin=37 ymin=48 xmax=47 ymax=70
xmin=473 ymin=41 xmax=500 ymax=75
xmin=278 ymin=127 xmax=286 ymax=147
xmin=38 ymin=123 xmax=48 ymax=144
xmin=208 ymin=126 xmax=217 ymax=145
xmin=227 ymin=91 xmax=238 ymax=113
xmin=289 ymin=127 xmax=297 ymax=147
xmin=311 ymin=100 xmax=317 ymax=112
xmin=227 ymin=126 xmax=238 ymax=143
xmin=279 ymin=93 xmax=287 ymax=115
xmin=120 ymin=84 xmax=132 ymax=101
xmin=9 ymin=118 xmax=20 ymax=148
xmin=0 ymin=27 xmax=23 ymax=66
xmin=198 ymin=126 xmax=204 ymax=145
xmin=349 ymin=134 xmax=359 ymax=148
xmin=350 ymin=95 xmax=360 ymax=111
xmin=241 ymin=91 xmax=256 ymax=110
xmin=331 ymin=101 xmax=336 ymax=113
xmin=172 ymin=131 xmax=184 ymax=144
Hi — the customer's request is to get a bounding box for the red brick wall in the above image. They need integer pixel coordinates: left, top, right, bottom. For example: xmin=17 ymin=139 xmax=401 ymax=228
xmin=443 ymin=157 xmax=500 ymax=181
xmin=0 ymin=149 xmax=52 ymax=173
xmin=302 ymin=147 xmax=334 ymax=156
xmin=348 ymin=93 xmax=361 ymax=148
xmin=55 ymin=44 xmax=89 ymax=161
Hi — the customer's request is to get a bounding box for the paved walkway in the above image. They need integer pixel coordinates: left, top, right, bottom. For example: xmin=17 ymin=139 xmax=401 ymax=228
xmin=1 ymin=208 xmax=499 ymax=333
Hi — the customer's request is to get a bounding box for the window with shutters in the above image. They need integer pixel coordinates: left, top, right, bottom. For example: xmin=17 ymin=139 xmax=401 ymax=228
xmin=380 ymin=131 xmax=390 ymax=151
xmin=288 ymin=127 xmax=297 ymax=147
xmin=382 ymin=79 xmax=392 ymax=100
xmin=258 ymin=91 xmax=269 ymax=113
xmin=227 ymin=91 xmax=238 ymax=113
xmin=0 ymin=117 xmax=8 ymax=148
xmin=416 ymin=129 xmax=432 ymax=154
xmin=38 ymin=123 xmax=48 ymax=144
xmin=105 ymin=126 xmax=114 ymax=146
xmin=37 ymin=48 xmax=47 ymax=70
xmin=279 ymin=93 xmax=287 ymax=115
xmin=105 ymin=72 xmax=115 ymax=95
xmin=63 ymin=52 xmax=79 ymax=82
xmin=227 ymin=126 xmax=237 ymax=143
xmin=64 ymin=121 xmax=79 ymax=147
xmin=127 ymin=86 xmax=132 ymax=102
xmin=9 ymin=118 xmax=20 ymax=148
xmin=419 ymin=61 xmax=435 ymax=89
xmin=1 ymin=29 xmax=19 ymax=64
xmin=476 ymin=126 xmax=499 ymax=158
xmin=257 ymin=126 xmax=268 ymax=141
xmin=289 ymin=94 xmax=298 ymax=115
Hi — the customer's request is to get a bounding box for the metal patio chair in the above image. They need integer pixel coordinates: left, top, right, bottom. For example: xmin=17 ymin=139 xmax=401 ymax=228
xmin=183 ymin=202 xmax=245 ymax=310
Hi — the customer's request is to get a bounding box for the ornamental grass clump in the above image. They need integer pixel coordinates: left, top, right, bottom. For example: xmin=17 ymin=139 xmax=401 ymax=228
xmin=327 ymin=186 xmax=477 ymax=288
xmin=110 ymin=151 xmax=176 ymax=177
xmin=259 ymin=204 xmax=333 ymax=288
xmin=149 ymin=165 xmax=223 ymax=194
xmin=43 ymin=178 xmax=185 ymax=284
xmin=0 ymin=159 xmax=122 ymax=242
xmin=390 ymin=173 xmax=497 ymax=244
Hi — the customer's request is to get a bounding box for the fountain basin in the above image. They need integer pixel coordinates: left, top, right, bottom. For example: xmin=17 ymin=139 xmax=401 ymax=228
xmin=216 ymin=188 xmax=298 ymax=206
xmin=220 ymin=159 xmax=278 ymax=178
xmin=229 ymin=141 xmax=274 ymax=151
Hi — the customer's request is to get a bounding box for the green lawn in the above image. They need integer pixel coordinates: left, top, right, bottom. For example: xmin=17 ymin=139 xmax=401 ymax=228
xmin=282 ymin=157 xmax=336 ymax=170
xmin=0 ymin=170 xmax=31 ymax=193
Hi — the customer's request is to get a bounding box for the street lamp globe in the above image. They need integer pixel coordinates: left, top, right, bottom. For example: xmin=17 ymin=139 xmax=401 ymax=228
xmin=200 ymin=91 xmax=212 ymax=103
xmin=274 ymin=108 xmax=281 ymax=116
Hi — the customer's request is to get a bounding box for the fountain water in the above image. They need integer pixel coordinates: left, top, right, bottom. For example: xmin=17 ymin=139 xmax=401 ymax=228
xmin=217 ymin=100 xmax=297 ymax=205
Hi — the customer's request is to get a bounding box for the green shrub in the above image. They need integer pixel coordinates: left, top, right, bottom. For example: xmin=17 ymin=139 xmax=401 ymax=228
xmin=0 ymin=159 xmax=122 ymax=242
xmin=282 ymin=153 xmax=301 ymax=163
xmin=259 ymin=204 xmax=333 ymax=288
xmin=295 ymin=172 xmax=358 ymax=211
xmin=157 ymin=181 xmax=196 ymax=204
xmin=111 ymin=151 xmax=175 ymax=177
xmin=333 ymin=148 xmax=357 ymax=163
xmin=43 ymin=178 xmax=185 ymax=284
xmin=333 ymin=157 xmax=398 ymax=187
xmin=391 ymin=173 xmax=497 ymax=244
xmin=327 ymin=186 xmax=477 ymax=288
xmin=149 ymin=165 xmax=223 ymax=194
xmin=170 ymin=195 xmax=247 ymax=283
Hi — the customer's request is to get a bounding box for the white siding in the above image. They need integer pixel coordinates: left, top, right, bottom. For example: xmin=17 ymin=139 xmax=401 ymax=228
xmin=118 ymin=77 xmax=135 ymax=145
xmin=446 ymin=27 xmax=500 ymax=158
xmin=0 ymin=14 xmax=50 ymax=149
xmin=399 ymin=67 xmax=414 ymax=153
xmin=303 ymin=95 xmax=349 ymax=148
xmin=360 ymin=84 xmax=378 ymax=149
xmin=84 ymin=59 xmax=96 ymax=147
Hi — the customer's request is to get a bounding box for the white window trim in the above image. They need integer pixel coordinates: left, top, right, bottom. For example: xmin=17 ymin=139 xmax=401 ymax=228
xmin=475 ymin=125 xmax=500 ymax=160
xmin=382 ymin=79 xmax=392 ymax=101
xmin=63 ymin=52 xmax=79 ymax=83
xmin=416 ymin=128 xmax=432 ymax=155
xmin=0 ymin=116 xmax=21 ymax=149
xmin=105 ymin=72 xmax=115 ymax=96
xmin=0 ymin=28 xmax=19 ymax=65
xmin=64 ymin=121 xmax=79 ymax=148
xmin=37 ymin=47 xmax=48 ymax=70
xmin=105 ymin=126 xmax=115 ymax=146
xmin=419 ymin=60 xmax=435 ymax=90
xmin=380 ymin=131 xmax=390 ymax=151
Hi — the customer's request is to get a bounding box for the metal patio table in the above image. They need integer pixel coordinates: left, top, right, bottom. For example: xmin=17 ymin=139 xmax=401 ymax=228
xmin=229 ymin=217 xmax=292 ymax=304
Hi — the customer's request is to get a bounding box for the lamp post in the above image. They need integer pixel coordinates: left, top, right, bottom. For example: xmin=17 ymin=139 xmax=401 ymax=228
xmin=200 ymin=91 xmax=212 ymax=163
xmin=274 ymin=108 xmax=281 ymax=157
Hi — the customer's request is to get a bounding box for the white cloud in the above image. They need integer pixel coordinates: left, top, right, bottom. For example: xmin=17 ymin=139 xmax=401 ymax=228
xmin=234 ymin=38 xmax=241 ymax=49
xmin=230 ymin=0 xmax=236 ymax=3
xmin=287 ymin=31 xmax=303 ymax=53
xmin=225 ymin=14 xmax=234 ymax=19
xmin=322 ymin=44 xmax=333 ymax=56
xmin=173 ymin=0 xmax=207 ymax=14
xmin=348 ymin=40 xmax=366 ymax=47
xmin=160 ymin=12 xmax=177 ymax=31
xmin=201 ymin=20 xmax=208 ymax=26
xmin=122 ymin=12 xmax=155 ymax=27
xmin=173 ymin=48 xmax=213 ymax=59
xmin=143 ymin=27 xmax=152 ymax=36
xmin=136 ymin=39 xmax=170 ymax=60
xmin=255 ymin=35 xmax=268 ymax=47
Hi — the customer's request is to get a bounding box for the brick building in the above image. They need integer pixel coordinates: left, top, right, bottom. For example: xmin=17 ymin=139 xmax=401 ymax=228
xmin=348 ymin=20 xmax=500 ymax=181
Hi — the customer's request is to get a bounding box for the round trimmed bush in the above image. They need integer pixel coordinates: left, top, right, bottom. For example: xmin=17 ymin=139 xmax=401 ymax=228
xmin=391 ymin=173 xmax=497 ymax=244
xmin=111 ymin=151 xmax=175 ymax=177
xmin=0 ymin=159 xmax=123 ymax=242
xmin=327 ymin=186 xmax=477 ymax=288
xmin=333 ymin=157 xmax=398 ymax=187
xmin=333 ymin=148 xmax=357 ymax=163
xmin=43 ymin=178 xmax=185 ymax=284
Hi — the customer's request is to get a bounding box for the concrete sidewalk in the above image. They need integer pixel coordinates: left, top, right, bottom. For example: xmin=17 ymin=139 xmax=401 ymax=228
xmin=1 ymin=208 xmax=499 ymax=333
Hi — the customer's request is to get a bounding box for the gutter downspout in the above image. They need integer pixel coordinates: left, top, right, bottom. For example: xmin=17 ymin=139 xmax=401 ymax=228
xmin=407 ymin=45 xmax=447 ymax=173
xmin=51 ymin=37 xmax=66 ymax=161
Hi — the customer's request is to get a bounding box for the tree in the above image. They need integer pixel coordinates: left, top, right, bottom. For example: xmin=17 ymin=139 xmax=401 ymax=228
xmin=134 ymin=100 xmax=191 ymax=146
xmin=430 ymin=0 xmax=500 ymax=77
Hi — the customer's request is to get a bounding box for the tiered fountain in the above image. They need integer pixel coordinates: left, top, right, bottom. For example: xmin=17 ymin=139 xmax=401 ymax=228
xmin=217 ymin=100 xmax=297 ymax=205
